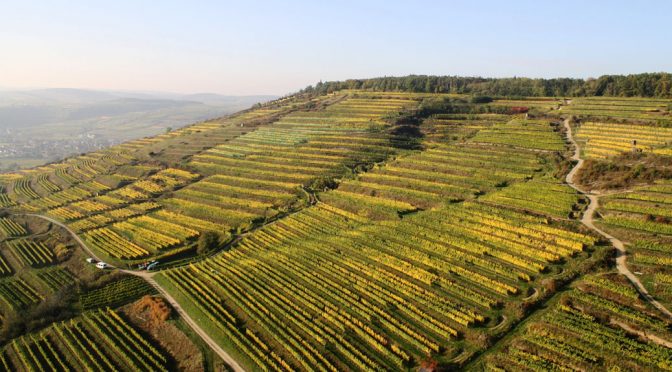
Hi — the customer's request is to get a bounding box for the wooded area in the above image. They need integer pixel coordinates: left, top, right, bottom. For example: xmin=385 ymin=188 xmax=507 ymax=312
xmin=301 ymin=73 xmax=672 ymax=98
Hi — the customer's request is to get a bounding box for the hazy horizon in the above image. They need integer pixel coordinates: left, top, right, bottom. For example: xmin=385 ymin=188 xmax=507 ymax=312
xmin=0 ymin=86 xmax=280 ymax=98
xmin=2 ymin=0 xmax=671 ymax=96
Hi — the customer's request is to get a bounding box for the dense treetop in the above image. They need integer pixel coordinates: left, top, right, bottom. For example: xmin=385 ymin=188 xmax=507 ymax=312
xmin=300 ymin=73 xmax=672 ymax=98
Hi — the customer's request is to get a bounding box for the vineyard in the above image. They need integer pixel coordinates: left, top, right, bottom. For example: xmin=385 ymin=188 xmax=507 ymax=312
xmin=470 ymin=119 xmax=566 ymax=151
xmin=552 ymin=97 xmax=672 ymax=124
xmin=81 ymin=276 xmax=156 ymax=310
xmin=318 ymin=113 xmax=557 ymax=220
xmin=36 ymin=267 xmax=76 ymax=291
xmin=484 ymin=275 xmax=672 ymax=370
xmin=0 ymin=99 xmax=316 ymax=263
xmin=0 ymin=218 xmax=27 ymax=239
xmin=44 ymin=167 xmax=209 ymax=259
xmin=479 ymin=179 xmax=585 ymax=219
xmin=156 ymin=195 xmax=598 ymax=370
xmin=575 ymin=121 xmax=672 ymax=158
xmin=595 ymin=181 xmax=672 ymax=307
xmin=1 ymin=89 xmax=672 ymax=370
xmin=0 ymin=278 xmax=42 ymax=310
xmin=0 ymin=253 xmax=12 ymax=277
xmin=0 ymin=308 xmax=168 ymax=371
xmin=323 ymin=142 xmax=543 ymax=216
xmin=0 ymin=213 xmax=203 ymax=369
xmin=0 ymin=186 xmax=13 ymax=208
xmin=7 ymin=239 xmax=55 ymax=267
xmin=170 ymin=96 xmax=416 ymax=230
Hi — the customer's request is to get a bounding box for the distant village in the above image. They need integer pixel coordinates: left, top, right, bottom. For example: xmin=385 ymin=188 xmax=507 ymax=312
xmin=0 ymin=131 xmax=116 ymax=171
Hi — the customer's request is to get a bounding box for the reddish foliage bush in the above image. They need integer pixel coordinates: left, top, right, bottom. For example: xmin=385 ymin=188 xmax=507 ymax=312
xmin=509 ymin=106 xmax=529 ymax=114
xmin=132 ymin=295 xmax=171 ymax=327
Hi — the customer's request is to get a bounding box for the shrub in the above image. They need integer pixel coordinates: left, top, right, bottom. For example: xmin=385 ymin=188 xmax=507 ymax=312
xmin=197 ymin=231 xmax=220 ymax=255
xmin=470 ymin=95 xmax=494 ymax=104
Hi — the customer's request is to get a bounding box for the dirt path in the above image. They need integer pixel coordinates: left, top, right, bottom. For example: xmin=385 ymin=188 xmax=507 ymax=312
xmin=488 ymin=315 xmax=508 ymax=332
xmin=22 ymin=213 xmax=247 ymax=372
xmin=24 ymin=214 xmax=105 ymax=261
xmin=522 ymin=287 xmax=538 ymax=301
xmin=134 ymin=272 xmax=246 ymax=372
xmin=562 ymin=119 xmax=672 ymax=319
xmin=611 ymin=319 xmax=672 ymax=348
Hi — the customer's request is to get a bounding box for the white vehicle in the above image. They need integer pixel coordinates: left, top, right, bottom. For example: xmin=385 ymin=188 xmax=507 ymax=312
xmin=86 ymin=257 xmax=96 ymax=264
xmin=96 ymin=262 xmax=109 ymax=269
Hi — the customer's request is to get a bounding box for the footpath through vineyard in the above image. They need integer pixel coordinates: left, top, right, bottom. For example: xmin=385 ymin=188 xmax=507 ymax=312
xmin=563 ymin=118 xmax=672 ymax=319
xmin=21 ymin=213 xmax=247 ymax=371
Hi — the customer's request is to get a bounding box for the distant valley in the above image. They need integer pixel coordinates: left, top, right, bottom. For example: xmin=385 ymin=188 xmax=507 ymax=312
xmin=0 ymin=88 xmax=276 ymax=171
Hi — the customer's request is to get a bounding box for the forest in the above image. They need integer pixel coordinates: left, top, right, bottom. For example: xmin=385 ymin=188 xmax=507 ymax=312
xmin=300 ymin=73 xmax=672 ymax=98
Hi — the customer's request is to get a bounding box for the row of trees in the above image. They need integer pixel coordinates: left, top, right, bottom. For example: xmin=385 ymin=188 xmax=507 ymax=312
xmin=299 ymin=73 xmax=672 ymax=98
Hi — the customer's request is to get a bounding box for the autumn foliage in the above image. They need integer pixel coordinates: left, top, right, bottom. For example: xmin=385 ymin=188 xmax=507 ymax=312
xmin=132 ymin=295 xmax=172 ymax=327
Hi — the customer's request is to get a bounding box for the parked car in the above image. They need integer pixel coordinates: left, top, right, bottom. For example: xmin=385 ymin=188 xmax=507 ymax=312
xmin=96 ymin=262 xmax=109 ymax=269
xmin=86 ymin=257 xmax=97 ymax=264
xmin=146 ymin=261 xmax=159 ymax=271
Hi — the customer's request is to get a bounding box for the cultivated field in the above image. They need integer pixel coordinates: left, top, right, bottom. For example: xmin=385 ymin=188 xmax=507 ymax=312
xmin=0 ymin=89 xmax=671 ymax=371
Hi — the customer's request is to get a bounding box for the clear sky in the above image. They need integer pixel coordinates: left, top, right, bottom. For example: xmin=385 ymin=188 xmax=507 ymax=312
xmin=1 ymin=1 xmax=670 ymax=95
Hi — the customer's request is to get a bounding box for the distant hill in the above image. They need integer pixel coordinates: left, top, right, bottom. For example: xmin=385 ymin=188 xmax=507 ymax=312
xmin=0 ymin=88 xmax=277 ymax=171
xmin=0 ymin=88 xmax=276 ymax=128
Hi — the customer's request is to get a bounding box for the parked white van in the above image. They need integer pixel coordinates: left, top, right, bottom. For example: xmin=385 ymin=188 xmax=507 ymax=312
xmin=96 ymin=262 xmax=109 ymax=269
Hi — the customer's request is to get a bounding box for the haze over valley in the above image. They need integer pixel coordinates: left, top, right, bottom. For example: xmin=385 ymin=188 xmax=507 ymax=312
xmin=0 ymin=88 xmax=274 ymax=171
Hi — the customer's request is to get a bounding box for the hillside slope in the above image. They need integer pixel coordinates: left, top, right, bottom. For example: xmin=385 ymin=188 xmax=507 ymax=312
xmin=1 ymin=88 xmax=672 ymax=371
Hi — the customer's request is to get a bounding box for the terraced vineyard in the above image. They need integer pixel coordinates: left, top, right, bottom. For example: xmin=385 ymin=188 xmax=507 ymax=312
xmin=576 ymin=121 xmax=672 ymax=158
xmin=0 ymin=96 xmax=334 ymax=263
xmin=555 ymin=97 xmax=672 ymax=124
xmin=0 ymin=218 xmax=27 ymax=239
xmin=479 ymin=179 xmax=585 ymax=219
xmin=80 ymin=276 xmax=156 ymax=310
xmin=470 ymin=119 xmax=566 ymax=151
xmin=0 ymin=278 xmax=43 ymax=310
xmin=157 ymin=199 xmax=598 ymax=370
xmin=0 ymin=308 xmax=168 ymax=371
xmin=150 ymin=93 xmax=609 ymax=369
xmin=599 ymin=182 xmax=672 ymax=235
xmin=0 ymin=186 xmax=13 ymax=208
xmin=36 ymin=267 xmax=76 ymax=291
xmin=483 ymin=275 xmax=672 ymax=370
xmin=1 ymin=87 xmax=672 ymax=371
xmin=595 ymin=181 xmax=672 ymax=307
xmin=171 ymin=96 xmax=415 ymax=230
xmin=7 ymin=239 xmax=55 ymax=267
xmin=0 ymin=253 xmax=12 ymax=277
xmin=322 ymin=142 xmax=543 ymax=216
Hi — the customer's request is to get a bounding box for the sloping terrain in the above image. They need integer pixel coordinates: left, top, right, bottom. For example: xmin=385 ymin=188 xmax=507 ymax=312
xmin=0 ymin=89 xmax=672 ymax=371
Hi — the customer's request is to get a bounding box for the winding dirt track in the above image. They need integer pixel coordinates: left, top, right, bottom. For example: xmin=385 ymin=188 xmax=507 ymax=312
xmin=562 ymin=120 xmax=672 ymax=319
xmin=23 ymin=213 xmax=247 ymax=372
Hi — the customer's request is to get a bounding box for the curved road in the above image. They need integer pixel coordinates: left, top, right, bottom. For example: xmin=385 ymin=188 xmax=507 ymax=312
xmin=23 ymin=213 xmax=247 ymax=372
xmin=563 ymin=120 xmax=672 ymax=319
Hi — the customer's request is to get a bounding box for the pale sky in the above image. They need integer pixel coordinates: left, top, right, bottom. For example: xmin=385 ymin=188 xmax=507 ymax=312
xmin=1 ymin=0 xmax=670 ymax=95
